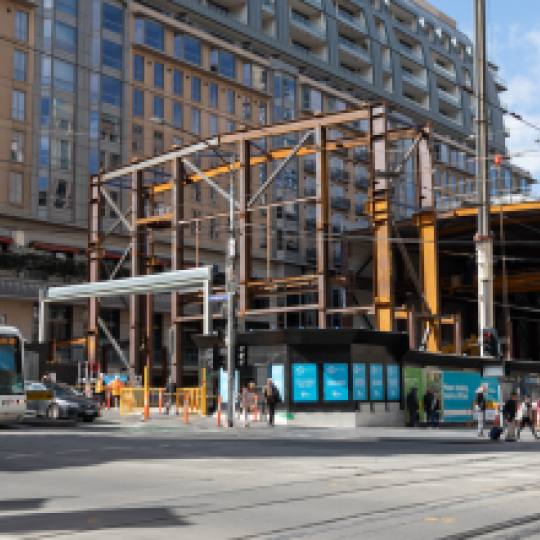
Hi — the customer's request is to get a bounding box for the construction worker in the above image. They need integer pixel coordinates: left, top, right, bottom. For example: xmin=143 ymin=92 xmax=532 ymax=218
xmin=109 ymin=375 xmax=124 ymax=409
xmin=95 ymin=374 xmax=105 ymax=406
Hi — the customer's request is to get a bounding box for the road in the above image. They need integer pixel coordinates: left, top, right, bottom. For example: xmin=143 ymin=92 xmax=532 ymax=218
xmin=1 ymin=414 xmax=540 ymax=539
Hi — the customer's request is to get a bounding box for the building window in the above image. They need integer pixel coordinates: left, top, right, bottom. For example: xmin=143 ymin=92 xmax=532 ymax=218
xmin=210 ymin=186 xmax=218 ymax=205
xmin=227 ymin=90 xmax=235 ymax=114
xmin=191 ymin=210 xmax=201 ymax=236
xmin=133 ymin=89 xmax=143 ymax=116
xmin=99 ymin=150 xmax=120 ymax=170
xmin=90 ymin=111 xmax=98 ymax=139
xmin=243 ymin=97 xmax=251 ymax=120
xmin=227 ymin=120 xmax=235 ymax=133
xmin=174 ymin=34 xmax=182 ymax=59
xmin=11 ymin=131 xmax=24 ymax=162
xmin=43 ymin=18 xmax=52 ymax=48
xmin=243 ymin=63 xmax=251 ymax=86
xmin=191 ymin=109 xmax=201 ymax=135
xmin=135 ymin=19 xmax=164 ymax=51
xmin=184 ymin=36 xmax=201 ymax=65
xmin=134 ymin=54 xmax=144 ymax=82
xmin=173 ymin=103 xmax=182 ymax=128
xmin=102 ymin=39 xmax=122 ymax=70
xmin=57 ymin=0 xmax=77 ymax=17
xmin=153 ymin=131 xmax=164 ymax=154
xmin=101 ymin=113 xmax=121 ymax=143
xmin=89 ymin=148 xmax=98 ymax=174
xmin=55 ymin=21 xmax=77 ymax=54
xmin=102 ymin=75 xmax=122 ymax=106
xmin=210 ymin=218 xmax=218 ymax=240
xmin=209 ymin=83 xmax=218 ymax=108
xmin=132 ymin=125 xmax=143 ymax=153
xmin=173 ymin=136 xmax=182 ymax=147
xmin=54 ymin=59 xmax=76 ymax=92
xmin=40 ymin=136 xmax=49 ymax=166
xmin=102 ymin=3 xmax=123 ymax=34
xmin=154 ymin=62 xmax=164 ymax=89
xmin=12 ymin=90 xmax=25 ymax=121
xmin=15 ymin=10 xmax=28 ymax=41
xmin=91 ymin=73 xmax=99 ymax=102
xmin=191 ymin=76 xmax=201 ymax=102
xmin=92 ymin=36 xmax=100 ymax=66
xmin=210 ymin=114 xmax=218 ymax=136
xmin=41 ymin=96 xmax=50 ymax=127
xmin=153 ymin=96 xmax=164 ymax=119
xmin=191 ymin=183 xmax=201 ymax=203
xmin=13 ymin=50 xmax=27 ymax=81
xmin=210 ymin=49 xmax=235 ymax=79
xmin=174 ymin=70 xmax=182 ymax=95
xmin=54 ymin=99 xmax=75 ymax=133
xmin=38 ymin=176 xmax=48 ymax=216
xmin=259 ymin=103 xmax=267 ymax=125
xmin=9 ymin=172 xmax=23 ymax=205
xmin=52 ymin=140 xmax=73 ymax=171
xmin=52 ymin=179 xmax=73 ymax=210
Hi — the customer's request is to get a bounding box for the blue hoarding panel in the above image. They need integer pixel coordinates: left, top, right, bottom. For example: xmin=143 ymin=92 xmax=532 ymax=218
xmin=292 ymin=363 xmax=318 ymax=403
xmin=219 ymin=368 xmax=239 ymax=403
xmin=352 ymin=363 xmax=367 ymax=400
xmin=387 ymin=365 xmax=400 ymax=400
xmin=370 ymin=364 xmax=384 ymax=401
xmin=324 ymin=363 xmax=349 ymax=401
xmin=442 ymin=371 xmax=481 ymax=422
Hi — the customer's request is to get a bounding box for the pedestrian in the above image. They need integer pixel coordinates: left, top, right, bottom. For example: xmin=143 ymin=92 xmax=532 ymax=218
xmin=241 ymin=384 xmax=254 ymax=427
xmin=165 ymin=376 xmax=176 ymax=415
xmin=406 ymin=387 xmax=419 ymax=427
xmin=475 ymin=383 xmax=487 ymax=437
xmin=424 ymin=387 xmax=433 ymax=425
xmin=504 ymin=392 xmax=518 ymax=441
xmin=517 ymin=396 xmax=537 ymax=440
xmin=430 ymin=392 xmax=440 ymax=428
xmin=95 ymin=374 xmax=105 ymax=407
xmin=263 ymin=378 xmax=279 ymax=427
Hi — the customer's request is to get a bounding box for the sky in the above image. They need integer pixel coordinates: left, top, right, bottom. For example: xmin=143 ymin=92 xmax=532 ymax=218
xmin=428 ymin=0 xmax=540 ymax=181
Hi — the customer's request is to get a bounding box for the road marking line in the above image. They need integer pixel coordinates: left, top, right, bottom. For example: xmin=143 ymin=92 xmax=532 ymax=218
xmin=442 ymin=518 xmax=455 ymax=523
xmin=425 ymin=518 xmax=439 ymax=521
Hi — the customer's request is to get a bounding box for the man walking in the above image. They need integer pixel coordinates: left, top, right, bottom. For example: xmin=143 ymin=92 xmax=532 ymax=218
xmin=263 ymin=378 xmax=279 ymax=427
xmin=518 ymin=396 xmax=537 ymax=440
xmin=424 ymin=387 xmax=433 ymax=425
xmin=430 ymin=392 xmax=440 ymax=428
xmin=475 ymin=383 xmax=487 ymax=437
xmin=406 ymin=387 xmax=419 ymax=428
xmin=504 ymin=392 xmax=518 ymax=442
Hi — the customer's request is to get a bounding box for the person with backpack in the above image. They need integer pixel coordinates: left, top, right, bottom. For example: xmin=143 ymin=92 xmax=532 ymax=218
xmin=517 ymin=396 xmax=537 ymax=440
xmin=504 ymin=392 xmax=518 ymax=441
xmin=475 ymin=383 xmax=487 ymax=437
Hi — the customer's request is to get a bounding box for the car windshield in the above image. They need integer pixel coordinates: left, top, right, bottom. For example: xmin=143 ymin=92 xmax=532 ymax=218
xmin=47 ymin=384 xmax=82 ymax=397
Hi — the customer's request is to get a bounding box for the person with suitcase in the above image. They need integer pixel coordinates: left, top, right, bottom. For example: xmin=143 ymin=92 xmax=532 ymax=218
xmin=504 ymin=392 xmax=518 ymax=442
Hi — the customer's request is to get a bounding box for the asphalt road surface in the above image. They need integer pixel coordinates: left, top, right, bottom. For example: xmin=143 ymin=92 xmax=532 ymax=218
xmin=1 ymin=414 xmax=540 ymax=539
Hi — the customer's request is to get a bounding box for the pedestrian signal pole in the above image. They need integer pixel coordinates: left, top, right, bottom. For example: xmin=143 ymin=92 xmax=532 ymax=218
xmin=227 ymin=157 xmax=236 ymax=427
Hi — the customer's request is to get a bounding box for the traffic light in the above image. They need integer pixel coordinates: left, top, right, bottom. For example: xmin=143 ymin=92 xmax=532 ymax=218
xmin=482 ymin=328 xmax=499 ymax=357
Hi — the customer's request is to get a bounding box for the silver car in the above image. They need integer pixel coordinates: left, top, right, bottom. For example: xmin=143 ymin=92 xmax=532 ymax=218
xmin=25 ymin=382 xmax=100 ymax=422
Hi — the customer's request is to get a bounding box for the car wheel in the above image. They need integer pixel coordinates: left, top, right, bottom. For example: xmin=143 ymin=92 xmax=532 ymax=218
xmin=47 ymin=404 xmax=60 ymax=420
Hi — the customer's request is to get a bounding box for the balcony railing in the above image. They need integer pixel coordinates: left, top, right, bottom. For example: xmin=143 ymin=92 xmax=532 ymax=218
xmin=401 ymin=70 xmax=428 ymax=89
xmin=355 ymin=177 xmax=369 ymax=190
xmin=331 ymin=197 xmax=351 ymax=212
xmin=336 ymin=8 xmax=367 ymax=32
xmin=438 ymin=88 xmax=461 ymax=107
xmin=355 ymin=203 xmax=366 ymax=215
xmin=491 ymin=71 xmax=508 ymax=91
xmin=304 ymin=160 xmax=316 ymax=174
xmin=353 ymin=149 xmax=370 ymax=163
xmin=399 ymin=43 xmax=423 ymax=63
xmin=433 ymin=62 xmax=456 ymax=81
xmin=290 ymin=12 xmax=326 ymax=39
xmin=338 ymin=38 xmax=371 ymax=63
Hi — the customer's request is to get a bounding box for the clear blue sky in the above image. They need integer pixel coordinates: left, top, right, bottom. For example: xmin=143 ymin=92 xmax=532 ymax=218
xmin=428 ymin=0 xmax=540 ymax=180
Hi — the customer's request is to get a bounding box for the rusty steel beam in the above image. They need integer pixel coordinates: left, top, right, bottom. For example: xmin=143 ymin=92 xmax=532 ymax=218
xmin=316 ymin=125 xmax=329 ymax=329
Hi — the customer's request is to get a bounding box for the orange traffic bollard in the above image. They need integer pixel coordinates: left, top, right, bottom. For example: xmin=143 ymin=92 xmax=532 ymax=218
xmin=144 ymin=390 xmax=149 ymax=420
xmin=106 ymin=391 xmax=110 ymax=411
xmin=184 ymin=395 xmax=189 ymax=424
xmin=217 ymin=396 xmax=222 ymax=427
xmin=254 ymin=395 xmax=258 ymax=423
xmin=159 ymin=388 xmax=163 ymax=413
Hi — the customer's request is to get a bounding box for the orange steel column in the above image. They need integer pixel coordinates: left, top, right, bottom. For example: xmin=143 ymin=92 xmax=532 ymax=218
xmin=171 ymin=158 xmax=185 ymax=388
xmin=369 ymin=105 xmax=394 ymax=332
xmin=416 ymin=127 xmax=440 ymax=352
xmin=87 ymin=174 xmax=101 ymax=373
xmin=239 ymin=139 xmax=252 ymax=323
xmin=315 ymin=125 xmax=329 ymax=329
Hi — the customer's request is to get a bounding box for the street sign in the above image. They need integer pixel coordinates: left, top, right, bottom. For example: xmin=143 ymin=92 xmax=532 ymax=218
xmin=209 ymin=294 xmax=228 ymax=303
xmin=483 ymin=365 xmax=504 ymax=378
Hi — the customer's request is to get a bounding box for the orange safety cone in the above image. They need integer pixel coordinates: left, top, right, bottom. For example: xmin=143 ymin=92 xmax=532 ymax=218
xmin=217 ymin=396 xmax=222 ymax=427
xmin=254 ymin=395 xmax=258 ymax=423
xmin=144 ymin=389 xmax=149 ymax=420
xmin=159 ymin=388 xmax=163 ymax=414
xmin=184 ymin=395 xmax=189 ymax=424
xmin=494 ymin=410 xmax=499 ymax=427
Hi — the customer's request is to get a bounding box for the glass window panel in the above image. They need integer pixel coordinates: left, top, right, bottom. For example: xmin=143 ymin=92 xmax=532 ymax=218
xmin=53 ymin=59 xmax=75 ymax=92
xmin=173 ymin=103 xmax=182 ymax=128
xmin=91 ymin=36 xmax=100 ymax=66
xmin=153 ymin=131 xmax=164 ymax=154
xmin=13 ymin=50 xmax=27 ymax=81
xmin=42 ymin=57 xmax=51 ymax=86
xmin=89 ymin=148 xmax=99 ymax=174
xmin=243 ymin=63 xmax=251 ymax=86
xmin=103 ymin=3 xmax=123 ymax=34
xmin=145 ymin=20 xmax=164 ymax=50
xmin=209 ymin=83 xmax=218 ymax=108
xmin=15 ymin=10 xmax=28 ymax=41
xmin=90 ymin=111 xmax=99 ymax=139
xmin=102 ymin=39 xmax=122 ymax=70
xmin=12 ymin=90 xmax=25 ymax=121
xmin=153 ymin=96 xmax=164 ymax=118
xmin=227 ymin=90 xmax=234 ymax=114
xmin=132 ymin=125 xmax=143 ymax=153
xmin=101 ymin=113 xmax=121 ymax=143
xmin=52 ymin=140 xmax=73 ymax=171
xmin=56 ymin=0 xmax=77 ymax=17
xmin=52 ymin=179 xmax=73 ymax=210
xmin=53 ymin=99 xmax=74 ymax=132
xmin=40 ymin=136 xmax=49 ymax=166
xmin=101 ymin=75 xmax=122 ymax=106
xmin=43 ymin=18 xmax=52 ymax=48
xmin=134 ymin=19 xmax=143 ymax=44
xmin=133 ymin=89 xmax=143 ymax=116
xmin=174 ymin=70 xmax=182 ymax=95
xmin=191 ymin=76 xmax=201 ymax=102
xmin=220 ymin=51 xmax=235 ymax=79
xmin=90 ymin=73 xmax=99 ymax=102
xmin=210 ymin=49 xmax=219 ymax=72
xmin=55 ymin=21 xmax=76 ymax=54
xmin=134 ymin=54 xmax=144 ymax=82
xmin=41 ymin=96 xmax=50 ymax=127
xmin=11 ymin=131 xmax=24 ymax=162
xmin=9 ymin=172 xmax=23 ymax=205
xmin=154 ymin=62 xmax=164 ymax=89
xmin=174 ymin=35 xmax=182 ymax=59
xmin=210 ymin=114 xmax=218 ymax=136
xmin=184 ymin=36 xmax=201 ymax=65
xmin=191 ymin=109 xmax=201 ymax=135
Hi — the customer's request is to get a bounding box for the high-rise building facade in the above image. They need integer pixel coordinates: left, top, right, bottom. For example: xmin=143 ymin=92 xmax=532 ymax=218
xmin=0 ymin=0 xmax=534 ymax=376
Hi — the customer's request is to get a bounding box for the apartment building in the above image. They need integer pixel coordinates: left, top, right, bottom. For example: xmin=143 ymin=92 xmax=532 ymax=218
xmin=0 ymin=0 xmax=534 ymax=378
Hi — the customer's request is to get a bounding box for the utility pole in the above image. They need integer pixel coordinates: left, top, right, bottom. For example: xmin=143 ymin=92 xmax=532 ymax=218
xmin=227 ymin=158 xmax=236 ymax=427
xmin=474 ymin=0 xmax=494 ymax=354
